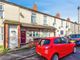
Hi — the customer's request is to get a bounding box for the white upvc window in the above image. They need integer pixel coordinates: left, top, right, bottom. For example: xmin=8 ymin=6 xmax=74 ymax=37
xmin=0 ymin=12 xmax=3 ymax=19
xmin=43 ymin=15 xmax=47 ymax=25
xmin=61 ymin=20 xmax=63 ymax=27
xmin=0 ymin=4 xmax=4 ymax=19
xmin=0 ymin=5 xmax=3 ymax=10
xmin=31 ymin=12 xmax=36 ymax=24
xmin=53 ymin=18 xmax=56 ymax=26
xmin=0 ymin=27 xmax=4 ymax=41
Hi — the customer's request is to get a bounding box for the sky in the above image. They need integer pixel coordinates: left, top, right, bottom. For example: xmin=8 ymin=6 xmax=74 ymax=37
xmin=9 ymin=0 xmax=80 ymax=22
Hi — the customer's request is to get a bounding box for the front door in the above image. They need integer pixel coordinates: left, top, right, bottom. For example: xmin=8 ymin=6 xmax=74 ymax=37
xmin=21 ymin=31 xmax=26 ymax=45
xmin=9 ymin=25 xmax=18 ymax=49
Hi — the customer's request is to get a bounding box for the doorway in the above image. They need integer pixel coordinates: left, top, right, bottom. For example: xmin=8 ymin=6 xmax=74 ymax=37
xmin=8 ymin=25 xmax=18 ymax=49
xmin=21 ymin=31 xmax=26 ymax=45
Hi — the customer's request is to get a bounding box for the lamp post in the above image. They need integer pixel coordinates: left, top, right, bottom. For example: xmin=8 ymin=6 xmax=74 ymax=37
xmin=78 ymin=6 xmax=80 ymax=34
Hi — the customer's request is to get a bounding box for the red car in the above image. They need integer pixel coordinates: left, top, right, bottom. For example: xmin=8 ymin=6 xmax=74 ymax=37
xmin=36 ymin=37 xmax=76 ymax=60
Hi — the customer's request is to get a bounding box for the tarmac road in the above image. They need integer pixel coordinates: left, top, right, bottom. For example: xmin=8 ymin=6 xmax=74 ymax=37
xmin=0 ymin=47 xmax=80 ymax=60
xmin=22 ymin=47 xmax=80 ymax=60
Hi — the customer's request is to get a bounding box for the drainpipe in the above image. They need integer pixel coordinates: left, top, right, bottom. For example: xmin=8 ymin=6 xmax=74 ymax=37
xmin=18 ymin=7 xmax=21 ymax=48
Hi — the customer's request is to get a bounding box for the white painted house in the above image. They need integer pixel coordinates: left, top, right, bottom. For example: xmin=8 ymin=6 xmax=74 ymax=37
xmin=0 ymin=0 xmax=79 ymax=49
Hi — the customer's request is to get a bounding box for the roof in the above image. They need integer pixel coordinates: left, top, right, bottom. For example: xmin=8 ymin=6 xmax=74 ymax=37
xmin=37 ymin=37 xmax=60 ymax=40
xmin=0 ymin=1 xmax=78 ymax=24
xmin=21 ymin=23 xmax=56 ymax=30
xmin=4 ymin=20 xmax=56 ymax=30
xmin=1 ymin=1 xmax=67 ymax=21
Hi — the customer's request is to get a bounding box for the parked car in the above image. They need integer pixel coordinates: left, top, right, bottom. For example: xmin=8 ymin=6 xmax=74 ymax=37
xmin=36 ymin=37 xmax=76 ymax=60
xmin=67 ymin=34 xmax=80 ymax=46
xmin=33 ymin=38 xmax=42 ymax=46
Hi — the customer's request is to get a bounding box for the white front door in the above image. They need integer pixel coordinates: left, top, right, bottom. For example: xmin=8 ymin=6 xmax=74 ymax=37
xmin=9 ymin=25 xmax=18 ymax=49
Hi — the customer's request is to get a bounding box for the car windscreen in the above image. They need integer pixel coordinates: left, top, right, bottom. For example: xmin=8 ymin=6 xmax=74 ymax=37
xmin=39 ymin=39 xmax=50 ymax=46
xmin=69 ymin=34 xmax=80 ymax=38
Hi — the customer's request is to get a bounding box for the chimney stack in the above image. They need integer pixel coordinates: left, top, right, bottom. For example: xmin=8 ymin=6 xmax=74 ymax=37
xmin=33 ymin=4 xmax=37 ymax=11
xmin=67 ymin=18 xmax=70 ymax=22
xmin=56 ymin=13 xmax=60 ymax=18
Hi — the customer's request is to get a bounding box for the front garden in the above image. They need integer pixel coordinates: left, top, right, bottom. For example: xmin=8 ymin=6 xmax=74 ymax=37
xmin=0 ymin=45 xmax=8 ymax=55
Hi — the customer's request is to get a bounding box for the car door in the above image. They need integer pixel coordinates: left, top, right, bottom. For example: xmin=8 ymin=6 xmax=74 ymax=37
xmin=53 ymin=38 xmax=66 ymax=58
xmin=61 ymin=37 xmax=71 ymax=55
xmin=36 ymin=39 xmax=50 ymax=54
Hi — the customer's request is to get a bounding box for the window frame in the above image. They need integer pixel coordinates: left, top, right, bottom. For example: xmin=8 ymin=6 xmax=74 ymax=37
xmin=43 ymin=15 xmax=47 ymax=25
xmin=31 ymin=12 xmax=36 ymax=24
xmin=61 ymin=19 xmax=63 ymax=27
xmin=53 ymin=18 xmax=56 ymax=26
xmin=0 ymin=27 xmax=4 ymax=41
xmin=39 ymin=39 xmax=50 ymax=46
xmin=54 ymin=38 xmax=62 ymax=44
xmin=60 ymin=37 xmax=68 ymax=44
xmin=54 ymin=37 xmax=68 ymax=44
xmin=0 ymin=5 xmax=3 ymax=10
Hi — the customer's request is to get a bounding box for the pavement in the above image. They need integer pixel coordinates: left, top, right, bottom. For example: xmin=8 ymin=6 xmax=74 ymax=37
xmin=0 ymin=47 xmax=35 ymax=60
xmin=0 ymin=47 xmax=80 ymax=60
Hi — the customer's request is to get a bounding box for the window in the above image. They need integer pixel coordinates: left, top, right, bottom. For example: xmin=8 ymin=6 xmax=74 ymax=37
xmin=54 ymin=37 xmax=68 ymax=44
xmin=60 ymin=30 xmax=64 ymax=35
xmin=39 ymin=39 xmax=50 ymax=46
xmin=54 ymin=38 xmax=62 ymax=44
xmin=0 ymin=27 xmax=4 ymax=40
xmin=69 ymin=34 xmax=80 ymax=38
xmin=31 ymin=12 xmax=36 ymax=24
xmin=0 ymin=5 xmax=3 ymax=10
xmin=61 ymin=37 xmax=68 ymax=43
xmin=61 ymin=20 xmax=63 ymax=27
xmin=53 ymin=18 xmax=56 ymax=26
xmin=0 ymin=12 xmax=3 ymax=19
xmin=66 ymin=22 xmax=68 ymax=28
xmin=43 ymin=15 xmax=47 ymax=25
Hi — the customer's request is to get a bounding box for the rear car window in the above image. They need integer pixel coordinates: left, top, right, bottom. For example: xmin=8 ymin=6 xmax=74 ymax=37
xmin=69 ymin=34 xmax=80 ymax=38
xmin=54 ymin=38 xmax=61 ymax=44
xmin=54 ymin=37 xmax=68 ymax=44
xmin=39 ymin=39 xmax=50 ymax=46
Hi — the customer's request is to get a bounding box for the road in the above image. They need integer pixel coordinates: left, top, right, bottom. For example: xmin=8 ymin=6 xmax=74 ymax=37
xmin=0 ymin=47 xmax=80 ymax=60
xmin=21 ymin=47 xmax=80 ymax=60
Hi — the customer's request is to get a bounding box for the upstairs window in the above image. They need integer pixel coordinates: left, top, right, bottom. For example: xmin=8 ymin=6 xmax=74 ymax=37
xmin=31 ymin=12 xmax=36 ymax=24
xmin=0 ymin=5 xmax=3 ymax=10
xmin=53 ymin=18 xmax=56 ymax=26
xmin=66 ymin=22 xmax=68 ymax=28
xmin=43 ymin=15 xmax=47 ymax=25
xmin=61 ymin=20 xmax=63 ymax=27
xmin=0 ymin=5 xmax=3 ymax=19
xmin=0 ymin=12 xmax=3 ymax=19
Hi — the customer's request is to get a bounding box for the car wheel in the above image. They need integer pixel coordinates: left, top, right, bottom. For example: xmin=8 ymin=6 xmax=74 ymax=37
xmin=52 ymin=54 xmax=59 ymax=60
xmin=73 ymin=47 xmax=76 ymax=53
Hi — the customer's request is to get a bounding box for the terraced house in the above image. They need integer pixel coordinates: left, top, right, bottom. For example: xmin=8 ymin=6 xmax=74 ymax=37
xmin=0 ymin=0 xmax=80 ymax=49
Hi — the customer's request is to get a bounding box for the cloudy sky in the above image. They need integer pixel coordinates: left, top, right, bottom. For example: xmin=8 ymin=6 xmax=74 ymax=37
xmin=9 ymin=0 xmax=80 ymax=22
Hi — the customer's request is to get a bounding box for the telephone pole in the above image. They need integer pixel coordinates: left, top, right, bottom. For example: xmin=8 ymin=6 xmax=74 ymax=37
xmin=78 ymin=6 xmax=80 ymax=34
